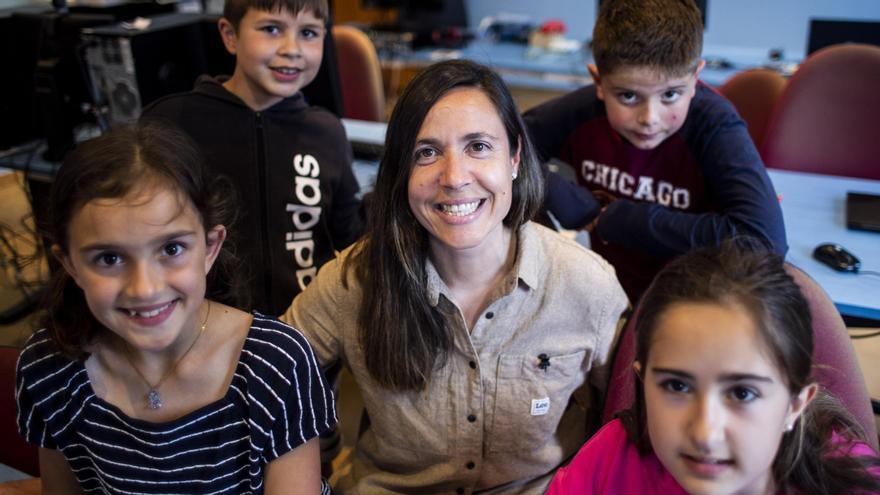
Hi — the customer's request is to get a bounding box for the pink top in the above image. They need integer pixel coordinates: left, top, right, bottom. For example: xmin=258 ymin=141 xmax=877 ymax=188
xmin=547 ymin=419 xmax=687 ymax=495
xmin=548 ymin=418 xmax=879 ymax=495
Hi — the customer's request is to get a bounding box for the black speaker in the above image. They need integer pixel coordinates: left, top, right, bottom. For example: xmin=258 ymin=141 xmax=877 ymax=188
xmin=0 ymin=6 xmax=52 ymax=151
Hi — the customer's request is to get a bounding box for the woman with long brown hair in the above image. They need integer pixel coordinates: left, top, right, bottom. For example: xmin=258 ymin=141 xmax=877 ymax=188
xmin=282 ymin=59 xmax=628 ymax=493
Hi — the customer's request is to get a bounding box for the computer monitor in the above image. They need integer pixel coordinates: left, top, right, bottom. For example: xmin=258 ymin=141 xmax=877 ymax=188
xmin=398 ymin=0 xmax=467 ymax=31
xmin=360 ymin=0 xmax=467 ymax=31
xmin=807 ymin=19 xmax=880 ymax=55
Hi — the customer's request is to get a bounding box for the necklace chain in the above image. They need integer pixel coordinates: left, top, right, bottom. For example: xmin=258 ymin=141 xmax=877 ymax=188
xmin=123 ymin=301 xmax=211 ymax=410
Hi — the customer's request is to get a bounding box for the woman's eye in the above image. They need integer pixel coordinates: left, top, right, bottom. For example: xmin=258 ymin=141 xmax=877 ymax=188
xmin=414 ymin=147 xmax=438 ymax=164
xmin=729 ymin=386 xmax=758 ymax=403
xmin=660 ymin=379 xmax=690 ymax=394
xmin=469 ymin=142 xmax=491 ymax=154
xmin=162 ymin=242 xmax=186 ymax=257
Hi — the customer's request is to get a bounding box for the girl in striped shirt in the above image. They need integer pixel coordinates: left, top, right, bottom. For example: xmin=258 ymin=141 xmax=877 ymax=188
xmin=16 ymin=122 xmax=335 ymax=494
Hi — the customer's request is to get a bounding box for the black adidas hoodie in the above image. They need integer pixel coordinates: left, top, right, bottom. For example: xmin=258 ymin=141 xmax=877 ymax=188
xmin=143 ymin=76 xmax=363 ymax=314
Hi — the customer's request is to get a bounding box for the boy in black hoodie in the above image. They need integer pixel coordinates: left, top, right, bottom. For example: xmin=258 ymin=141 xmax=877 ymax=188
xmin=143 ymin=0 xmax=362 ymax=315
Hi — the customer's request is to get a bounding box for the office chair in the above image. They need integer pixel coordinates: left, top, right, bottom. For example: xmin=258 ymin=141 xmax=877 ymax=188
xmin=786 ymin=264 xmax=878 ymax=450
xmin=601 ymin=264 xmax=878 ymax=450
xmin=762 ymin=43 xmax=880 ymax=180
xmin=332 ymin=25 xmax=386 ymax=122
xmin=602 ymin=309 xmax=636 ymax=424
xmin=719 ymin=68 xmax=787 ymax=150
xmin=0 ymin=345 xmax=40 ymax=477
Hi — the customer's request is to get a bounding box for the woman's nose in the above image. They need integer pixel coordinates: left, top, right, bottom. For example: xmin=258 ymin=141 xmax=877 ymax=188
xmin=439 ymin=153 xmax=472 ymax=190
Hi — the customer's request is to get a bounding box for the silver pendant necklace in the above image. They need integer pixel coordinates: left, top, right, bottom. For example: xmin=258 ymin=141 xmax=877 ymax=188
xmin=123 ymin=301 xmax=210 ymax=410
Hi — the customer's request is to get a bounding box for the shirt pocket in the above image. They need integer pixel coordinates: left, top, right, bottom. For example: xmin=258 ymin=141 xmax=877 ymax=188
xmin=488 ymin=350 xmax=588 ymax=455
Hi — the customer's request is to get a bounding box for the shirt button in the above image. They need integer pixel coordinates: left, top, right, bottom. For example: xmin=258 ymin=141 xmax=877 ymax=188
xmin=485 ymin=311 xmax=494 ymax=319
xmin=466 ymin=461 xmax=476 ymax=470
xmin=469 ymin=361 xmax=476 ymax=369
xmin=467 ymin=414 xmax=476 ymax=422
xmin=456 ymin=489 xmax=464 ymax=495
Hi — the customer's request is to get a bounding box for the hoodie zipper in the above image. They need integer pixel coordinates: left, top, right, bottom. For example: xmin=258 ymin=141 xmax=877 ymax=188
xmin=255 ymin=112 xmax=273 ymax=307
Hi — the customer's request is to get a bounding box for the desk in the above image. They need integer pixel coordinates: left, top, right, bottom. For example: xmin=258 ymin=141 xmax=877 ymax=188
xmin=768 ymin=169 xmax=880 ymax=320
xmin=377 ymin=39 xmax=763 ymax=105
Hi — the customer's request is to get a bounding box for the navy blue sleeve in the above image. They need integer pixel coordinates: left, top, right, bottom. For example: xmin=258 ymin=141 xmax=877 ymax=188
xmin=543 ymin=167 xmax=601 ymax=229
xmin=524 ymin=86 xmax=597 ymax=163
xmin=247 ymin=315 xmax=337 ymax=462
xmin=15 ymin=332 xmax=59 ymax=450
xmin=525 ymin=86 xmax=603 ymax=229
xmin=595 ymin=93 xmax=787 ymax=257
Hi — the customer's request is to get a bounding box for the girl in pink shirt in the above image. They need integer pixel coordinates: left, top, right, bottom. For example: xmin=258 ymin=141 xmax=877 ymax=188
xmin=549 ymin=239 xmax=880 ymax=494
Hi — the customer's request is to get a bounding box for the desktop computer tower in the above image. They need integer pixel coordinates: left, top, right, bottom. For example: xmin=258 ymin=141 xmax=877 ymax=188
xmin=84 ymin=13 xmax=234 ymax=125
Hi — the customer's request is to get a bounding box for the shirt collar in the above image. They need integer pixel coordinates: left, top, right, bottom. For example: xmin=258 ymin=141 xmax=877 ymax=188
xmin=424 ymin=223 xmax=542 ymax=307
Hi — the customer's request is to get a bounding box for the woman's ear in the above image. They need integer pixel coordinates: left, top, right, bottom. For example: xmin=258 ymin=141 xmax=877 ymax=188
xmin=786 ymin=382 xmax=819 ymax=430
xmin=632 ymin=361 xmax=643 ymax=381
xmin=52 ymin=245 xmax=80 ymax=286
xmin=511 ymin=138 xmax=522 ymax=180
xmin=204 ymin=225 xmax=227 ymax=273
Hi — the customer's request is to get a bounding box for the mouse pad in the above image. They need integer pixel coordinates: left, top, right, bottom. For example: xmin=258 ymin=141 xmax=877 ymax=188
xmin=847 ymin=192 xmax=880 ymax=233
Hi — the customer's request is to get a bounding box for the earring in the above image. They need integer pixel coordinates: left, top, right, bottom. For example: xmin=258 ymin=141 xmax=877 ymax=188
xmin=512 ymin=171 xmax=518 ymax=180
xmin=785 ymin=421 xmax=795 ymax=432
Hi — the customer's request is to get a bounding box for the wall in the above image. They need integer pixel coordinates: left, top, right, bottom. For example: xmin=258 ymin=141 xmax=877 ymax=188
xmin=466 ymin=0 xmax=880 ymax=61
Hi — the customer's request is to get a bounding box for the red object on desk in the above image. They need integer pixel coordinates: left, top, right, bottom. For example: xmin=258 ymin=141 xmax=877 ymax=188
xmin=539 ymin=19 xmax=566 ymax=34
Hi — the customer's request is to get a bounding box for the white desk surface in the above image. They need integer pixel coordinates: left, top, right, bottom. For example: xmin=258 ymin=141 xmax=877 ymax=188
xmin=767 ymin=169 xmax=880 ymax=320
xmin=850 ymin=329 xmax=880 ymax=403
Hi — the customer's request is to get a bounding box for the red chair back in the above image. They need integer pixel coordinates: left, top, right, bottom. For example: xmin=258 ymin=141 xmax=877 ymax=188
xmin=602 ymin=311 xmax=637 ymax=424
xmin=719 ymin=68 xmax=787 ymax=150
xmin=785 ymin=264 xmax=878 ymax=450
xmin=332 ymin=25 xmax=385 ymax=122
xmin=762 ymin=43 xmax=880 ymax=180
xmin=1 ymin=345 xmax=40 ymax=477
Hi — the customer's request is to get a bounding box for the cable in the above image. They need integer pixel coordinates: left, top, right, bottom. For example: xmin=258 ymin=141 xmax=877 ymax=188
xmin=857 ymin=270 xmax=880 ymax=278
xmin=0 ymin=170 xmax=49 ymax=324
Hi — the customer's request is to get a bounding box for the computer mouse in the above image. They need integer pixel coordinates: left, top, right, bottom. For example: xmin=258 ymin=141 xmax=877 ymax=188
xmin=812 ymin=243 xmax=861 ymax=272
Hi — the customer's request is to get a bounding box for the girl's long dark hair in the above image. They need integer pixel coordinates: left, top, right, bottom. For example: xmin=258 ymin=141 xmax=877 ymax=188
xmin=345 ymin=60 xmax=544 ymax=390
xmin=620 ymin=238 xmax=880 ymax=493
xmin=43 ymin=122 xmax=244 ymax=360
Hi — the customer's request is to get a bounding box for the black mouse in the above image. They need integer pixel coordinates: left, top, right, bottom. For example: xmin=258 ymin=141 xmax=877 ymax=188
xmin=812 ymin=243 xmax=861 ymax=272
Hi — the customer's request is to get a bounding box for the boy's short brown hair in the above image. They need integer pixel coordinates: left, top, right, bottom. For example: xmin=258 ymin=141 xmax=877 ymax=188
xmin=223 ymin=0 xmax=328 ymax=30
xmin=592 ymin=0 xmax=703 ymax=77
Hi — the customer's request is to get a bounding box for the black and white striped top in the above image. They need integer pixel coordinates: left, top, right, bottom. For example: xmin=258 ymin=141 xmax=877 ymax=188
xmin=16 ymin=313 xmax=335 ymax=494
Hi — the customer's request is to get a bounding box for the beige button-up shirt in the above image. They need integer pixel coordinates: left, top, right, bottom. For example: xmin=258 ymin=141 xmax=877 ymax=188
xmin=282 ymin=223 xmax=628 ymax=494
